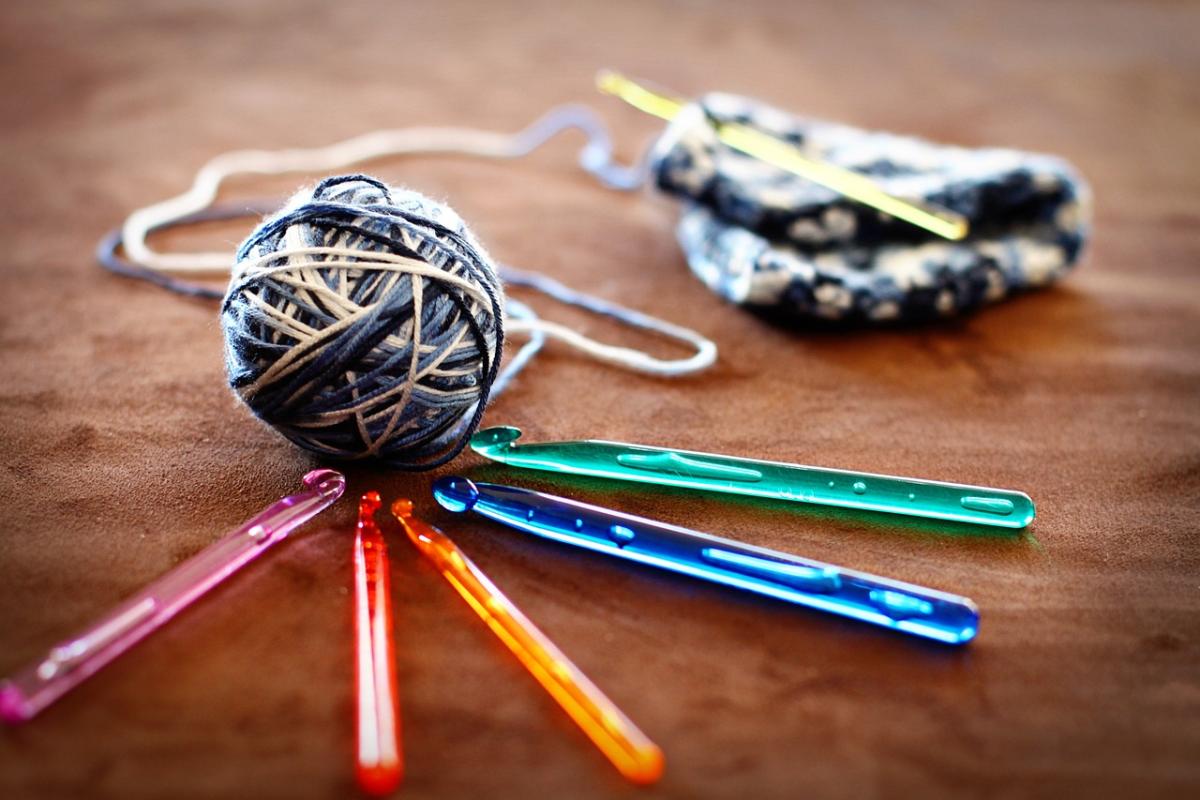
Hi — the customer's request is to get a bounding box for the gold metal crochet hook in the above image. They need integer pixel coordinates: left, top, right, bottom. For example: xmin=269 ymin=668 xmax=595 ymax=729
xmin=596 ymin=70 xmax=970 ymax=241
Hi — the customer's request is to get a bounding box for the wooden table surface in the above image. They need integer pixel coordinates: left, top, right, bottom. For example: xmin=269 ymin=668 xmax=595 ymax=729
xmin=1 ymin=1 xmax=1197 ymax=798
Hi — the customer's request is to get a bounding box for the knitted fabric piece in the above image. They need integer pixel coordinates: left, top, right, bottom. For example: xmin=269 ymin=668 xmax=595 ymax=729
xmin=651 ymin=93 xmax=1091 ymax=323
xmin=221 ymin=175 xmax=504 ymax=469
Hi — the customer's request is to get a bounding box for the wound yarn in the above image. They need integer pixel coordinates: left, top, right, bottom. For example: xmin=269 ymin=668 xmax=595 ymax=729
xmin=221 ymin=174 xmax=503 ymax=470
xmin=105 ymin=106 xmax=716 ymax=471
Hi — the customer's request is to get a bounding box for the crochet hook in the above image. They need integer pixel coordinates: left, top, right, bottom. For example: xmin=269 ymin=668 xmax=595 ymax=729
xmin=353 ymin=492 xmax=402 ymax=795
xmin=0 ymin=469 xmax=346 ymax=724
xmin=470 ymin=427 xmax=1035 ymax=530
xmin=596 ymin=70 xmax=969 ymax=241
xmin=390 ymin=499 xmax=665 ymax=785
xmin=432 ymin=477 xmax=979 ymax=645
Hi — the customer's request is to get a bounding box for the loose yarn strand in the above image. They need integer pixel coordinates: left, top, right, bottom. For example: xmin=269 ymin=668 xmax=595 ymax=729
xmin=122 ymin=105 xmax=646 ymax=275
xmin=502 ymin=266 xmax=716 ymax=376
xmin=109 ymin=105 xmax=714 ymax=381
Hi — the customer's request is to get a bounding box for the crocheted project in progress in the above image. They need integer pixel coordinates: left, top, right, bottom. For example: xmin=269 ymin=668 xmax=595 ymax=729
xmin=652 ymin=93 xmax=1092 ymax=323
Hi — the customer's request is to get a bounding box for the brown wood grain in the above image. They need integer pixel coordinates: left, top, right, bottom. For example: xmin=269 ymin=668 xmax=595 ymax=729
xmin=0 ymin=1 xmax=1197 ymax=798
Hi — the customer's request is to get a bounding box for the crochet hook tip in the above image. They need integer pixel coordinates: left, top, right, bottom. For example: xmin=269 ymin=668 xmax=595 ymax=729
xmin=432 ymin=477 xmax=480 ymax=514
xmin=594 ymin=70 xmax=684 ymax=122
xmin=357 ymin=491 xmax=382 ymax=519
xmin=594 ymin=69 xmax=621 ymax=94
xmin=469 ymin=425 xmax=523 ymax=459
xmin=303 ymin=468 xmax=347 ymax=499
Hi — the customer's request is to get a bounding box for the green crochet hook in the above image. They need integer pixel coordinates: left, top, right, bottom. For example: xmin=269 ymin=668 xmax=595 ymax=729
xmin=470 ymin=427 xmax=1034 ymax=529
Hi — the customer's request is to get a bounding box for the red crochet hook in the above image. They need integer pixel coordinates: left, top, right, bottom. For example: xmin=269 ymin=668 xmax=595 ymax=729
xmin=353 ymin=491 xmax=402 ymax=795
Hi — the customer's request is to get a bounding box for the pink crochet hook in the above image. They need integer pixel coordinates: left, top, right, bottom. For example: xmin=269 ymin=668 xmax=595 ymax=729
xmin=0 ymin=468 xmax=346 ymax=724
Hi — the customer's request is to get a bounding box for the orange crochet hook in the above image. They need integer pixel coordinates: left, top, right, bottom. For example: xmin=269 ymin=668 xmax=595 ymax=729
xmin=354 ymin=492 xmax=402 ymax=795
xmin=391 ymin=499 xmax=664 ymax=785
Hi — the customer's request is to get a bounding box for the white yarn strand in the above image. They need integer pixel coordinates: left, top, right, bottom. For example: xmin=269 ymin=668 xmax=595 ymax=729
xmin=119 ymin=105 xmax=715 ymax=378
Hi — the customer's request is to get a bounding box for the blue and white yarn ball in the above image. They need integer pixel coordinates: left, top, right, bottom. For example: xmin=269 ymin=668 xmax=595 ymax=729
xmin=220 ymin=175 xmax=504 ymax=469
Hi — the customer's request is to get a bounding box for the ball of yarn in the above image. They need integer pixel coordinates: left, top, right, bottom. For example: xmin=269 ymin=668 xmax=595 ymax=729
xmin=220 ymin=174 xmax=504 ymax=469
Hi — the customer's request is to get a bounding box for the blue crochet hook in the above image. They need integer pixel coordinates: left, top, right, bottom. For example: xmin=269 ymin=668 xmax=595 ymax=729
xmin=432 ymin=477 xmax=979 ymax=645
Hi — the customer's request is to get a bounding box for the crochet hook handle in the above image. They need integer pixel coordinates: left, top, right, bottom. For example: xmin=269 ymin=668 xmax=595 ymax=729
xmin=391 ymin=499 xmax=664 ymax=785
xmin=471 ymin=427 xmax=1034 ymax=529
xmin=0 ymin=469 xmax=346 ymax=723
xmin=353 ymin=492 xmax=402 ymax=795
xmin=432 ymin=477 xmax=979 ymax=645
